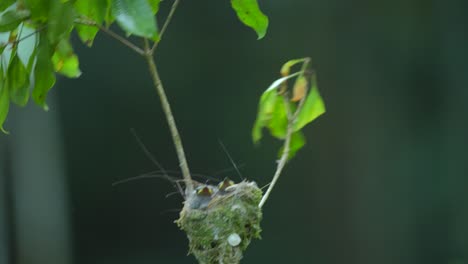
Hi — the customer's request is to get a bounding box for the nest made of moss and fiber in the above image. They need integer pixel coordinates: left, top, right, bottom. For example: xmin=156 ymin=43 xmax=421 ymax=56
xmin=176 ymin=179 xmax=263 ymax=264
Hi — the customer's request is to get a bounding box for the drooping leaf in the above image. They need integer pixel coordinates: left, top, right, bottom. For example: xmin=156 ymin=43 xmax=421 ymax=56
xmin=0 ymin=9 xmax=30 ymax=32
xmin=47 ymin=1 xmax=75 ymax=45
xmin=278 ymin=131 xmax=305 ymax=160
xmin=252 ymin=72 xmax=301 ymax=143
xmin=280 ymin=58 xmax=305 ymax=77
xmin=291 ymin=76 xmax=307 ymax=102
xmin=292 ymin=78 xmax=325 ymax=131
xmin=230 ymin=0 xmax=269 ymax=39
xmin=252 ymin=87 xmax=278 ymax=143
xmin=7 ymin=54 xmax=30 ymax=106
xmin=74 ymin=0 xmax=110 ymax=46
xmin=52 ymin=38 xmax=81 ymax=78
xmin=32 ymin=33 xmax=55 ymax=110
xmin=267 ymin=97 xmax=288 ymax=139
xmin=112 ymin=0 xmax=158 ymax=40
xmin=148 ymin=0 xmax=160 ymax=14
xmin=0 ymin=0 xmax=15 ymax=13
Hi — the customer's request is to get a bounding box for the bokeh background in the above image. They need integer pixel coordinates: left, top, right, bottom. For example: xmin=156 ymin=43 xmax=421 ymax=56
xmin=1 ymin=0 xmax=468 ymax=263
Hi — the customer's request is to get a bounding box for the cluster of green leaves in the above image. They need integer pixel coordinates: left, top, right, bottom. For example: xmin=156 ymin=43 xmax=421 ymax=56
xmin=252 ymin=58 xmax=325 ymax=159
xmin=0 ymin=0 xmax=268 ymax=133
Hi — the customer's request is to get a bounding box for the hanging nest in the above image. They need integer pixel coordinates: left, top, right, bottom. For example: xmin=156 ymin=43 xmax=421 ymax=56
xmin=176 ymin=180 xmax=263 ymax=264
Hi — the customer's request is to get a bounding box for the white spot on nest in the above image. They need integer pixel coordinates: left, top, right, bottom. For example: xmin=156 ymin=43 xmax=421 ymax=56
xmin=228 ymin=233 xmax=241 ymax=247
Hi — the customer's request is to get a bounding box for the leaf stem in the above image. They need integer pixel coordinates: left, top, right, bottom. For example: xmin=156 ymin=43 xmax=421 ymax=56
xmin=143 ymin=39 xmax=194 ymax=195
xmin=74 ymin=18 xmax=145 ymax=56
xmin=150 ymin=0 xmax=181 ymax=54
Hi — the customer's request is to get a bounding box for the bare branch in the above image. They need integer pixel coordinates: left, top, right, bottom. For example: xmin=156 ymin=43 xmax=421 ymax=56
xmin=143 ymin=39 xmax=194 ymax=195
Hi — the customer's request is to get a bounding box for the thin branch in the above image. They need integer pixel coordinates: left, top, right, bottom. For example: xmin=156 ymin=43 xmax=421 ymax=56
xmin=259 ymin=58 xmax=312 ymax=208
xmin=259 ymin=97 xmax=294 ymax=208
xmin=1 ymin=26 xmax=46 ymax=49
xmin=150 ymin=0 xmax=181 ymax=54
xmin=143 ymin=39 xmax=194 ymax=195
xmin=74 ymin=18 xmax=145 ymax=56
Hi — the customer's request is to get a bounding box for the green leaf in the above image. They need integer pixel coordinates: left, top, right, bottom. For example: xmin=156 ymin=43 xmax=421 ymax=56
xmin=278 ymin=131 xmax=305 ymax=160
xmin=252 ymin=87 xmax=278 ymax=143
xmin=47 ymin=1 xmax=75 ymax=45
xmin=230 ymin=0 xmax=269 ymax=39
xmin=252 ymin=72 xmax=301 ymax=143
xmin=0 ymin=9 xmax=30 ymax=32
xmin=7 ymin=54 xmax=30 ymax=106
xmin=267 ymin=97 xmax=288 ymax=139
xmin=23 ymin=0 xmax=51 ymax=21
xmin=0 ymin=63 xmax=9 ymax=133
xmin=112 ymin=0 xmax=158 ymax=40
xmin=32 ymin=32 xmax=55 ymax=110
xmin=0 ymin=32 xmax=12 ymax=68
xmin=52 ymin=38 xmax=81 ymax=78
xmin=0 ymin=0 xmax=15 ymax=13
xmin=148 ymin=0 xmax=160 ymax=14
xmin=74 ymin=0 xmax=110 ymax=46
xmin=292 ymin=78 xmax=325 ymax=131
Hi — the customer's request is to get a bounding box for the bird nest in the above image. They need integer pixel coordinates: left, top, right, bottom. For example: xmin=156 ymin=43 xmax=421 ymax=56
xmin=176 ymin=180 xmax=263 ymax=264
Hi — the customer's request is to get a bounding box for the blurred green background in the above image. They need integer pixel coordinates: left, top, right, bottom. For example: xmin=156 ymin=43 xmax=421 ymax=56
xmin=1 ymin=0 xmax=468 ymax=263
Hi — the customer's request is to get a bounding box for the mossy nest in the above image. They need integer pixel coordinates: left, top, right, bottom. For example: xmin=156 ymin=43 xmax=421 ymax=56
xmin=176 ymin=180 xmax=263 ymax=264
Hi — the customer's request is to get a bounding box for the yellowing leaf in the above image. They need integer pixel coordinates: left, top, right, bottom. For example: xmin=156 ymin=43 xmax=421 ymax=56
xmin=291 ymin=76 xmax=307 ymax=102
xmin=280 ymin=58 xmax=304 ymax=77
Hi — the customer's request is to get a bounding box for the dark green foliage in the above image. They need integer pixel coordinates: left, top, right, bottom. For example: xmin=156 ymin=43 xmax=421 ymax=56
xmin=32 ymin=32 xmax=55 ymax=110
xmin=0 ymin=9 xmax=30 ymax=32
xmin=7 ymin=54 xmax=30 ymax=106
xmin=74 ymin=0 xmax=110 ymax=46
xmin=0 ymin=0 xmax=15 ymax=13
xmin=0 ymin=0 xmax=270 ymax=132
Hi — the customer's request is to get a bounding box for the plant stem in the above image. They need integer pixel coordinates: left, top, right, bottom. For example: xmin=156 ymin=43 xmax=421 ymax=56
xmin=74 ymin=18 xmax=145 ymax=55
xmin=143 ymin=40 xmax=193 ymax=195
xmin=259 ymin=98 xmax=293 ymax=208
xmin=259 ymin=59 xmax=311 ymax=208
xmin=151 ymin=0 xmax=181 ymax=53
